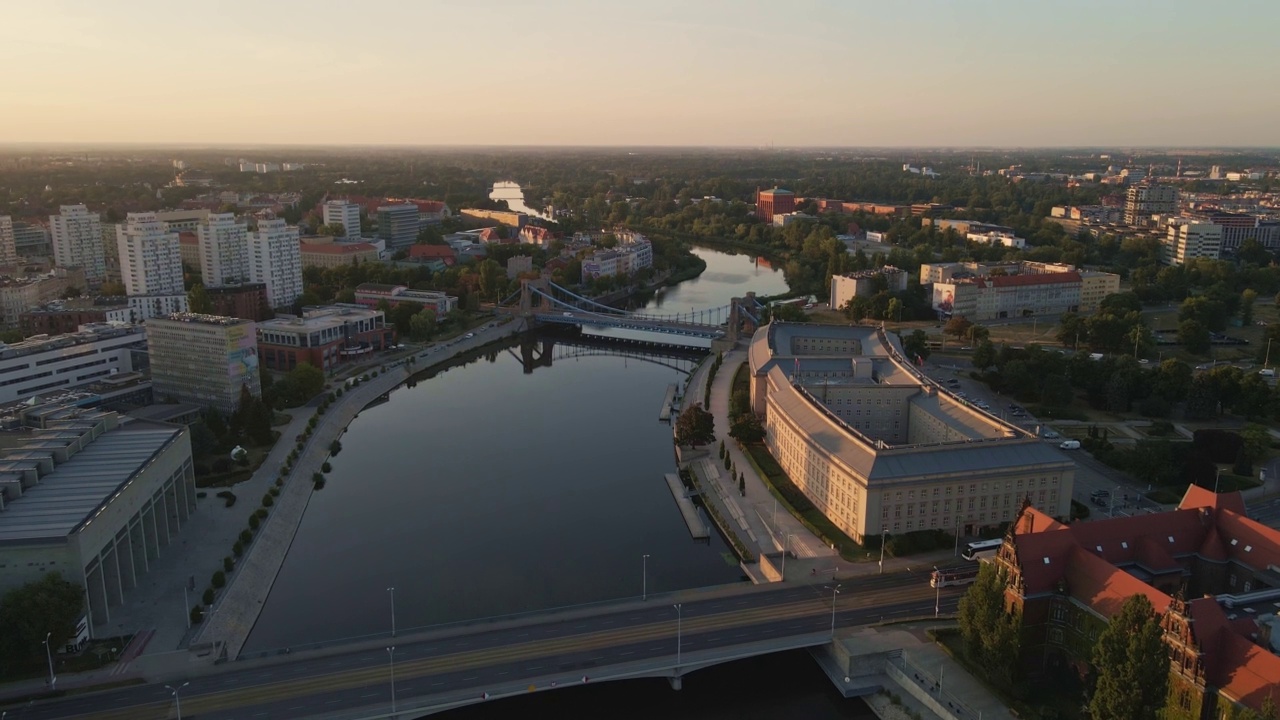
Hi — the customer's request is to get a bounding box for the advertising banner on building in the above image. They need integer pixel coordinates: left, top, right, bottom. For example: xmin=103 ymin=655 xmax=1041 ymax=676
xmin=932 ymin=285 xmax=954 ymax=314
xmin=226 ymin=323 xmax=259 ymax=383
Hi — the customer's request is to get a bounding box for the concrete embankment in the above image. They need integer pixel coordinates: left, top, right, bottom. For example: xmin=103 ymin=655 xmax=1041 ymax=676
xmin=197 ymin=322 xmax=521 ymax=661
xmin=663 ymin=473 xmax=710 ymax=539
xmin=658 ymin=383 xmax=677 ymax=421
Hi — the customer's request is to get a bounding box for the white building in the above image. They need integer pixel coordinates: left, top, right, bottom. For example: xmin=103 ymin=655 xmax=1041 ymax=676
xmin=0 ymin=323 xmax=145 ymax=404
xmin=0 ymin=217 xmax=15 ymax=267
xmin=580 ymin=231 xmax=653 ymax=281
xmin=116 ymin=213 xmax=188 ymax=321
xmin=322 ymin=200 xmax=361 ymax=241
xmin=967 ymin=231 xmax=1026 ymax=249
xmin=196 ymin=213 xmax=250 ymax=287
xmin=829 ymin=266 xmax=909 ymax=310
xmin=249 ymin=219 xmax=304 ymax=309
xmin=1163 ymin=221 xmax=1223 ymax=266
xmin=50 ymin=205 xmax=107 ymax=284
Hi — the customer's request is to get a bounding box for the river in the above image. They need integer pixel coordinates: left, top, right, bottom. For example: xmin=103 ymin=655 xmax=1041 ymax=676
xmin=244 ymin=184 xmax=871 ymax=717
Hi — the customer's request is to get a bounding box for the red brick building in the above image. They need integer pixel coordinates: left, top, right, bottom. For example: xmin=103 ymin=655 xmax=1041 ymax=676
xmin=207 ymin=283 xmax=270 ymax=321
xmin=754 ymin=188 xmax=795 ymax=222
xmin=996 ymin=488 xmax=1280 ymax=716
xmin=407 ymin=245 xmax=456 ymax=266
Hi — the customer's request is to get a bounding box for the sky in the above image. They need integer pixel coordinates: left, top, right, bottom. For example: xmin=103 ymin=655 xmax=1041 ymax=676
xmin=2 ymin=0 xmax=1277 ymax=147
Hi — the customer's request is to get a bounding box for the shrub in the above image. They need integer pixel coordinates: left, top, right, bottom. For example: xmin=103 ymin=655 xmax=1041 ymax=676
xmin=322 ymin=461 xmax=332 ymax=473
xmin=327 ymin=392 xmax=336 ymax=403
xmin=233 ymin=540 xmax=244 ymax=557
xmin=223 ymin=556 xmax=234 ymax=573
xmin=262 ymin=494 xmax=274 ymax=507
xmin=249 ymin=514 xmax=260 ymax=530
xmin=202 ymin=588 xmax=215 ymax=605
xmin=255 ymin=508 xmax=268 ymax=520
xmin=211 ymin=570 xmax=226 ymax=589
xmin=196 ymin=491 xmax=207 ymax=499
xmin=269 ymin=486 xmax=280 ymax=497
xmin=216 ymin=490 xmax=236 ymax=508
xmin=190 ymin=605 xmax=204 ymax=625
xmin=275 ymin=477 xmax=284 ymax=488
xmin=336 ymin=388 xmax=344 ymax=397
xmin=212 ymin=457 xmax=232 ymax=473
xmin=239 ymin=529 xmax=253 ymax=544
xmin=330 ymin=440 xmax=342 ymax=456
xmin=1149 ymin=420 xmax=1175 ymax=436
xmin=313 ymin=475 xmax=326 ymax=490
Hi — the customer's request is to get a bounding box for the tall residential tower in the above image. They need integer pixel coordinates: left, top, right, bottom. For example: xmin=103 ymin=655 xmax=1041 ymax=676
xmin=197 ymin=213 xmax=250 ymax=286
xmin=50 ymin=204 xmax=107 ymax=283
xmin=117 ymin=213 xmax=188 ymax=320
xmin=249 ymin=218 xmax=303 ymax=309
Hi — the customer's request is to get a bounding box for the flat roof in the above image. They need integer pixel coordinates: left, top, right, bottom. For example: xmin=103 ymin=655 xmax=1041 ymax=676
xmin=0 ymin=421 xmax=181 ymax=544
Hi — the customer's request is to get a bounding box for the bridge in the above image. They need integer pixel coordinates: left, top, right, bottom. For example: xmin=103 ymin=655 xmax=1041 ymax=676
xmin=509 ymin=330 xmax=706 ymax=375
xmin=500 ymin=279 xmax=739 ymax=341
xmin=12 ymin=572 xmax=962 ymax=720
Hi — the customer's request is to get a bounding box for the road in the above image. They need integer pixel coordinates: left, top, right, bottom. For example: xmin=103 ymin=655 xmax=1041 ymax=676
xmin=5 ymin=573 xmax=960 ymax=720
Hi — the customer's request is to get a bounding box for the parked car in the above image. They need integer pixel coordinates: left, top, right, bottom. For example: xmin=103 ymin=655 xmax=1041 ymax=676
xmin=1042 ymin=430 xmax=1060 ymax=439
xmin=1059 ymin=440 xmax=1081 ymax=450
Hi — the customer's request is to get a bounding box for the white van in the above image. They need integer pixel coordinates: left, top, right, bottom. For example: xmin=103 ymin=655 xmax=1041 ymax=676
xmin=1059 ymin=440 xmax=1081 ymax=450
xmin=1260 ymin=369 xmax=1275 ymax=378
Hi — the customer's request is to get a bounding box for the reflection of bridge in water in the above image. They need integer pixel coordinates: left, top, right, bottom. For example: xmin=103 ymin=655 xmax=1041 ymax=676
xmin=512 ymin=330 xmax=707 ymax=375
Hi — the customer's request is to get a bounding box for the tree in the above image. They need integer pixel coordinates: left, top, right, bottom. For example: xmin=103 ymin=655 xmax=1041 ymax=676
xmin=1089 ymin=594 xmax=1168 ymax=720
xmin=971 ymin=340 xmax=997 ymax=370
xmin=956 ymin=562 xmax=1021 ymax=686
xmin=284 ymin=362 xmax=325 ymax=404
xmin=409 ymin=307 xmax=437 ymax=342
xmin=318 ymin=222 xmax=346 ymax=237
xmin=885 ymin=297 xmax=903 ymax=323
xmin=729 ymin=413 xmax=765 ymax=444
xmin=1241 ymin=288 xmax=1258 ymax=326
xmin=189 ymin=283 xmax=214 ymax=314
xmin=1178 ymin=318 xmax=1211 ymax=355
xmin=674 ymin=404 xmax=715 ymax=448
xmin=902 ymin=330 xmax=931 ymax=362
xmin=944 ymin=315 xmax=973 ymax=340
xmin=1099 ymin=291 xmax=1143 ymax=315
xmin=0 ymin=573 xmax=84 ymax=676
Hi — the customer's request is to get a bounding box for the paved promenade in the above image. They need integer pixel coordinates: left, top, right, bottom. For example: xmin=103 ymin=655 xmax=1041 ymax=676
xmin=195 ymin=320 xmax=520 ymax=662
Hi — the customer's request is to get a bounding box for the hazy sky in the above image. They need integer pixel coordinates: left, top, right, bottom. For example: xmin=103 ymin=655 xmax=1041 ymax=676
xmin=3 ymin=0 xmax=1277 ymax=147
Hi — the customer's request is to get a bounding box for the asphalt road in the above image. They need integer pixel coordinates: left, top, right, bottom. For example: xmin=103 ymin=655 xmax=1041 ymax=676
xmin=6 ymin=573 xmax=961 ymax=720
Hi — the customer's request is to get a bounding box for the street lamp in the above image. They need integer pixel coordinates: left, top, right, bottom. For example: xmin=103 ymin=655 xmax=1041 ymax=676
xmin=387 ymin=646 xmax=397 ymax=718
xmin=1215 ymin=467 xmax=1223 ymax=494
xmin=673 ymin=603 xmax=682 ymax=667
xmin=165 ymin=682 xmax=189 ymax=720
xmin=643 ymin=554 xmax=650 ymax=601
xmin=829 ymin=585 xmax=842 ymax=638
xmin=387 ymin=586 xmax=396 ymax=638
xmin=1110 ymin=485 xmax=1121 ymax=518
xmin=780 ymin=534 xmax=796 ymax=581
xmin=1267 ymin=338 xmax=1274 ymax=370
xmin=878 ymin=528 xmax=888 ymax=574
xmin=43 ymin=632 xmax=56 ymax=688
xmin=934 ymin=567 xmax=941 ymax=617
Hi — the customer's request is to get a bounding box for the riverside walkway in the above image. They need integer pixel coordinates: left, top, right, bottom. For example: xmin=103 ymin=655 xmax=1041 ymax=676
xmin=197 ymin=320 xmax=520 ymax=661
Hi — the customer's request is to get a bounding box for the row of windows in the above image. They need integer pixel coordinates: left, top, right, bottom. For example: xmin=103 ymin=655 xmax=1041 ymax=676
xmin=882 ymin=490 xmax=1058 ymax=518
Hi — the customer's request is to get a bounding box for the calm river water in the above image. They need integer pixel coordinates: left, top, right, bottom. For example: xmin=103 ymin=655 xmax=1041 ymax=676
xmin=244 ymin=192 xmax=868 ymax=715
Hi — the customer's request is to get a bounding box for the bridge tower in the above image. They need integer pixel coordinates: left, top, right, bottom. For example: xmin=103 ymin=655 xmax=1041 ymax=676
xmin=519 ymin=278 xmax=554 ymax=317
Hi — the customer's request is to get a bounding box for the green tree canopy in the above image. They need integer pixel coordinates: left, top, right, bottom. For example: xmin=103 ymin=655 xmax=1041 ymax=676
xmin=956 ymin=562 xmax=1021 ymax=686
xmin=729 ymin=412 xmax=765 ymax=444
xmin=1089 ymin=594 xmax=1168 ymax=720
xmin=188 ymin=283 xmax=214 ymax=314
xmin=0 ymin=573 xmax=85 ymax=677
xmin=674 ymin=404 xmax=715 ymax=448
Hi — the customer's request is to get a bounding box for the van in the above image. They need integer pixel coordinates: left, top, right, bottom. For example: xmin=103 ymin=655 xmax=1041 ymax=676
xmin=1059 ymin=440 xmax=1081 ymax=450
xmin=1260 ymin=369 xmax=1275 ymax=378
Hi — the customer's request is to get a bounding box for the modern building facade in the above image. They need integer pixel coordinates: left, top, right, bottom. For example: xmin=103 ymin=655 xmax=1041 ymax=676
xmin=932 ymin=272 xmax=1082 ymax=320
xmin=322 ymin=200 xmax=362 ymax=241
xmin=0 ymin=323 xmax=146 ymax=405
xmin=995 ymin=489 xmax=1280 ymax=717
xmin=0 ymin=412 xmax=195 ymax=629
xmin=248 ymin=219 xmax=303 ymax=309
xmin=747 ymin=323 xmax=1073 ymax=543
xmin=1125 ymin=184 xmax=1180 ymax=227
xmin=196 ymin=213 xmax=250 ymax=286
xmin=353 ymin=283 xmax=457 ymax=315
xmin=116 ymin=213 xmax=188 ymax=321
xmin=13 ymin=220 xmax=52 ymax=259
xmin=755 ymin=188 xmax=796 ymax=222
xmin=376 ymin=204 xmax=420 ymax=250
xmin=50 ymin=205 xmax=107 ymax=284
xmin=0 ymin=216 xmax=16 ymax=267
xmin=257 ymin=305 xmax=393 ymax=372
xmin=829 ymin=267 xmax=909 ymax=310
xmin=146 ymin=314 xmax=260 ymax=413
xmin=1163 ymin=221 xmax=1223 ymax=266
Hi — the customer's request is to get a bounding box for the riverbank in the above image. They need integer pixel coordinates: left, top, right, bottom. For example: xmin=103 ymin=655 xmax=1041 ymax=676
xmin=196 ymin=319 xmax=523 ymax=661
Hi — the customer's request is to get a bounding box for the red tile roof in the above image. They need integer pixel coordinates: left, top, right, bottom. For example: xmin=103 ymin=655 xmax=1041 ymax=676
xmin=1063 ymin=545 xmax=1171 ymax=617
xmin=408 ymin=245 xmax=456 ymax=260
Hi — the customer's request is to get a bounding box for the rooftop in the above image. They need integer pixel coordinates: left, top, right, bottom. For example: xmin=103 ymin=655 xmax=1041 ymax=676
xmin=0 ymin=420 xmax=182 ymax=544
xmin=299 ymin=241 xmax=377 ymax=255
xmin=152 ymin=313 xmax=254 ymax=327
xmin=259 ymin=304 xmax=383 ymax=332
xmin=0 ymin=324 xmax=143 ymax=362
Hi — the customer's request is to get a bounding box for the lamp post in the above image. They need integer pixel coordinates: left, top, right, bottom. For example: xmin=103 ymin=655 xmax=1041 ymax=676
xmin=165 ymin=682 xmax=189 ymax=720
xmin=1267 ymin=338 xmax=1274 ymax=370
xmin=387 ymin=646 xmax=397 ymax=718
xmin=934 ymin=567 xmax=941 ymax=617
xmin=1215 ymin=467 xmax=1223 ymax=494
xmin=673 ymin=603 xmax=682 ymax=667
xmin=829 ymin=585 xmax=842 ymax=638
xmin=1110 ymin=485 xmax=1121 ymax=517
xmin=643 ymin=554 xmax=650 ymax=601
xmin=878 ymin=528 xmax=888 ymax=574
xmin=183 ymin=586 xmax=190 ymax=630
xmin=780 ymin=534 xmax=795 ymax=581
xmin=43 ymin=632 xmax=56 ymax=688
xmin=387 ymin=586 xmax=396 ymax=638
xmin=953 ymin=518 xmax=961 ymax=558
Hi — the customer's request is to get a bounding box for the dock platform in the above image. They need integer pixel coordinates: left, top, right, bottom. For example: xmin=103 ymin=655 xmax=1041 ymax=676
xmin=658 ymin=383 xmax=677 ymax=421
xmin=664 ymin=473 xmax=710 ymax=539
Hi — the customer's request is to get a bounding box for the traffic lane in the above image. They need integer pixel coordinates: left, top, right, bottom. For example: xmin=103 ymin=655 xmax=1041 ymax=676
xmin=192 ymin=593 xmax=964 ymax=720
xmin=13 ymin=578 xmax=931 ymax=719
xmin=1248 ymin=497 xmax=1280 ymax=529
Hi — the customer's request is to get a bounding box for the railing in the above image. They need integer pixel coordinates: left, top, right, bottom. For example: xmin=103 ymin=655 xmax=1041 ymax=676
xmin=885 ymin=651 xmax=980 ymax=720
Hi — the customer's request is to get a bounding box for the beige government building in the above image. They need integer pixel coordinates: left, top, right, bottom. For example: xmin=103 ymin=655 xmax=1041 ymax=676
xmin=748 ymin=323 xmax=1074 ymax=542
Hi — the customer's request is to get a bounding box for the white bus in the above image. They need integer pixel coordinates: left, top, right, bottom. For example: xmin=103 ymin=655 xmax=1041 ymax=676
xmin=962 ymin=538 xmax=1004 ymax=561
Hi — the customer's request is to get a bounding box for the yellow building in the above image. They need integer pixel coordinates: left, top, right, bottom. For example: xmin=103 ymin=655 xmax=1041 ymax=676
xmin=1077 ymin=270 xmax=1121 ymax=312
xmin=299 ymin=239 xmax=380 ymax=269
xmin=748 ymin=323 xmax=1074 ymax=542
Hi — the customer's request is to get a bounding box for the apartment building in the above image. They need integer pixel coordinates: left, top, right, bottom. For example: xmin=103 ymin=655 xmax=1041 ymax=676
xmin=1163 ymin=221 xmax=1223 ymax=266
xmin=322 ymin=200 xmax=362 ymax=241
xmin=1125 ymin=184 xmax=1180 ymax=227
xmin=829 ymin=266 xmax=909 ymax=310
xmin=116 ymin=213 xmax=188 ymax=321
xmin=376 ymin=204 xmax=420 ymax=250
xmin=196 ymin=213 xmax=250 ymax=286
xmin=248 ymin=219 xmax=303 ymax=309
xmin=0 ymin=216 xmax=16 ymax=266
xmin=50 ymin=205 xmax=107 ymax=284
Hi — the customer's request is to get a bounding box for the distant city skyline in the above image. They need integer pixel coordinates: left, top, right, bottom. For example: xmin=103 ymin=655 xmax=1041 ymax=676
xmin=3 ymin=0 xmax=1277 ymax=147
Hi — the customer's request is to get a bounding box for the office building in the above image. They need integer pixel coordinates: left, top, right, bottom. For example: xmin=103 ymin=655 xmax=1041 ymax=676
xmin=829 ymin=267 xmax=909 ymax=311
xmin=376 ymin=204 xmax=419 ymax=250
xmin=755 ymin=188 xmax=795 ymax=222
xmin=257 ymin=305 xmax=393 ymax=372
xmin=0 ymin=411 xmax=195 ymax=628
xmin=20 ymin=299 xmax=132 ymax=336
xmin=0 ymin=323 xmax=146 ymax=405
xmin=1125 ymin=184 xmax=1180 ymax=227
xmin=50 ymin=205 xmax=107 ymax=284
xmin=1163 ymin=221 xmax=1223 ymax=266
xmin=353 ymin=284 xmax=457 ymax=315
xmin=0 ymin=267 xmax=89 ymax=328
xmin=146 ymin=314 xmax=260 ymax=413
xmin=747 ymin=323 xmax=1073 ymax=543
xmin=0 ymin=216 xmax=16 ymax=266
xmin=1185 ymin=210 xmax=1280 ymax=253
xmin=322 ymin=200 xmax=362 ymax=241
xmin=995 ymin=489 xmax=1280 ymax=717
xmin=117 ymin=213 xmax=188 ymax=321
xmin=299 ymin=239 xmax=380 ymax=269
xmin=248 ymin=219 xmax=303 ymax=309
xmin=206 ymin=284 xmax=269 ymax=321
xmin=154 ymin=209 xmax=210 ymax=234
xmin=458 ymin=208 xmax=527 ymax=229
xmin=932 ymin=272 xmax=1082 ymax=320
xmin=1077 ymin=271 xmax=1121 ymax=313
xmin=197 ymin=213 xmax=250 ymax=286
xmin=13 ymin=221 xmax=52 ymax=259
xmin=581 ymin=231 xmax=653 ymax=281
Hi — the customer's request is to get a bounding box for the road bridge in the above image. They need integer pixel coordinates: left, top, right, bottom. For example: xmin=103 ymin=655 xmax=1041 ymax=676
xmin=501 ymin=279 xmax=737 ymax=340
xmin=8 ymin=573 xmax=960 ymax=720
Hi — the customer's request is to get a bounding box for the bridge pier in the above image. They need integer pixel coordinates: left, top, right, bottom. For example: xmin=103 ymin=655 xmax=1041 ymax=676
xmin=668 ymin=674 xmax=683 ymax=691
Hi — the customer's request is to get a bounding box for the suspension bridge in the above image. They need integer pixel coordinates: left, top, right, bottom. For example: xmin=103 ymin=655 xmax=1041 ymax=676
xmin=508 ymin=331 xmax=707 ymax=374
xmin=500 ymin=279 xmax=740 ymax=340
